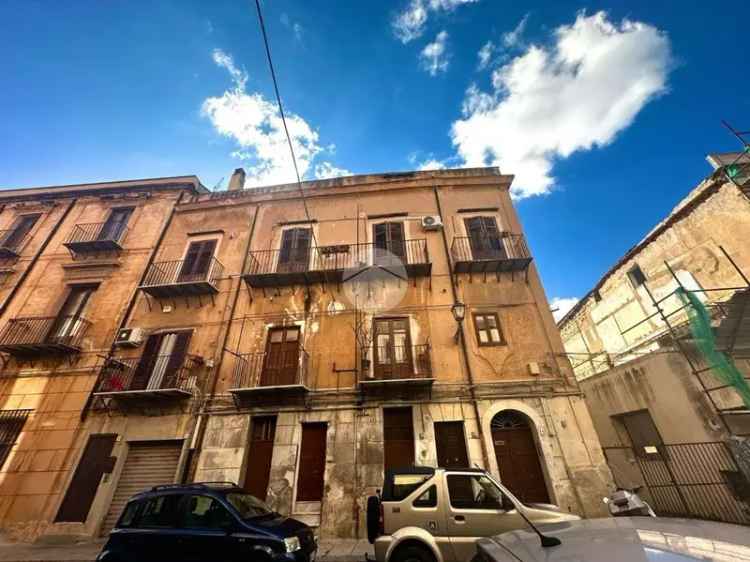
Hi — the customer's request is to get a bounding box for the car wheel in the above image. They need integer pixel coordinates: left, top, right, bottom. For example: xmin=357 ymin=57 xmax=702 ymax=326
xmin=391 ymin=543 xmax=435 ymax=562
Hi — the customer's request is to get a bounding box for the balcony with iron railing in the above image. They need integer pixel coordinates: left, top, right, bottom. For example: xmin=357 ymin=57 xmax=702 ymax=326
xmin=63 ymin=222 xmax=128 ymax=253
xmin=228 ymin=347 xmax=310 ymax=402
xmin=450 ymin=233 xmax=532 ymax=274
xmin=0 ymin=315 xmax=91 ymax=356
xmin=243 ymin=239 xmax=431 ymax=287
xmin=93 ymin=353 xmax=201 ymax=401
xmin=358 ymin=343 xmax=433 ymax=393
xmin=139 ymin=257 xmax=224 ymax=298
xmin=0 ymin=229 xmax=30 ymax=259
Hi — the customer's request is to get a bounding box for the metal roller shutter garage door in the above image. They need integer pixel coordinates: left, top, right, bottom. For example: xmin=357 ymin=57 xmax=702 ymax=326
xmin=101 ymin=440 xmax=183 ymax=536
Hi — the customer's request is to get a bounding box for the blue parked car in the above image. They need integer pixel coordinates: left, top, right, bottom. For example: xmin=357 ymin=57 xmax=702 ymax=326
xmin=96 ymin=482 xmax=317 ymax=562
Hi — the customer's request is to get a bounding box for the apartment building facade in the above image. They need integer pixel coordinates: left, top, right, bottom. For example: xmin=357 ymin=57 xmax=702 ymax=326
xmin=0 ymin=177 xmax=206 ymax=541
xmin=0 ymin=167 xmax=611 ymax=542
xmin=557 ymin=154 xmax=750 ymax=525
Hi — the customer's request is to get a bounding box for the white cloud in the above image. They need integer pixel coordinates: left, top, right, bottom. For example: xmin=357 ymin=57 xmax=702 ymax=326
xmin=551 ymin=297 xmax=579 ymax=322
xmin=281 ymin=13 xmax=304 ymax=42
xmin=202 ymin=49 xmax=344 ymax=187
xmin=314 ymin=162 xmax=351 ymax=179
xmin=417 ymin=159 xmax=447 ymax=170
xmin=477 ymin=40 xmax=495 ymax=70
xmin=420 ymin=31 xmax=450 ymax=76
xmin=502 ymin=13 xmax=529 ymax=48
xmin=451 ymin=11 xmax=671 ymax=199
xmin=392 ymin=0 xmax=478 ymax=43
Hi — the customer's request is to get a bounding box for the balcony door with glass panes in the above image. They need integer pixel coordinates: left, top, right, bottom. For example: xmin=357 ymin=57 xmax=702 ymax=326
xmin=97 ymin=207 xmax=132 ymax=242
xmin=373 ymin=222 xmax=406 ymax=266
xmin=277 ymin=228 xmax=311 ymax=274
xmin=178 ymin=239 xmax=217 ymax=283
xmin=49 ymin=285 xmax=96 ymax=344
xmin=464 ymin=217 xmax=505 ymax=260
xmin=261 ymin=327 xmax=301 ymax=387
xmin=130 ymin=331 xmax=191 ymax=391
xmin=373 ymin=318 xmax=413 ymax=380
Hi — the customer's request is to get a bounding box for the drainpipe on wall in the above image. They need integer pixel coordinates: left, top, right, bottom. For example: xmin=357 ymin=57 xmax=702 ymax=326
xmin=432 ymin=185 xmax=491 ymax=471
xmin=185 ymin=202 xmax=260 ymax=483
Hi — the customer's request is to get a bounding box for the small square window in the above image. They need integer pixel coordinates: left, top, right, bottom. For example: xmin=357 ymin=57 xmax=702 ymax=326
xmin=627 ymin=265 xmax=647 ymax=287
xmin=412 ymin=485 xmax=437 ymax=508
xmin=473 ymin=313 xmax=506 ymax=347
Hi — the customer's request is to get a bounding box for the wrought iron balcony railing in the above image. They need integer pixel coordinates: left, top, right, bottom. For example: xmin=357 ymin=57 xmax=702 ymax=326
xmin=0 ymin=229 xmax=29 ymax=259
xmin=359 ymin=343 xmax=433 ymax=384
xmin=94 ymin=353 xmax=200 ymax=397
xmin=243 ymin=239 xmax=430 ymax=287
xmin=450 ymin=233 xmax=532 ymax=274
xmin=64 ymin=222 xmax=128 ymax=253
xmin=229 ymin=347 xmax=310 ymax=392
xmin=0 ymin=315 xmax=91 ymax=355
xmin=140 ymin=257 xmax=224 ymax=298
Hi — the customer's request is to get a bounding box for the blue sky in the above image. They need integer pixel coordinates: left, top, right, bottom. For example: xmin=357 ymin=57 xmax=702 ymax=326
xmin=1 ymin=0 xmax=748 ymax=314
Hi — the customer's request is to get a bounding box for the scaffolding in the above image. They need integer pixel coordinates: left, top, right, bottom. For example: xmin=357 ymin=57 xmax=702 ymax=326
xmin=570 ymin=245 xmax=750 ymax=436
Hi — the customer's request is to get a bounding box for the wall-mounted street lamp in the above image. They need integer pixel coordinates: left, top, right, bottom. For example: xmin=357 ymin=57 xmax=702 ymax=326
xmin=451 ymin=302 xmax=466 ymax=323
xmin=451 ymin=302 xmax=466 ymax=342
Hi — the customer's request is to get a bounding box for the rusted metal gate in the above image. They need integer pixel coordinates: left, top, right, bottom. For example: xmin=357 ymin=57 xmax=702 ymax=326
xmin=603 ymin=442 xmax=750 ymax=526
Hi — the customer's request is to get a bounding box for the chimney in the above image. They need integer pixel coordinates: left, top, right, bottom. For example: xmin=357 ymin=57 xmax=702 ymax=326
xmin=228 ymin=168 xmax=246 ymax=191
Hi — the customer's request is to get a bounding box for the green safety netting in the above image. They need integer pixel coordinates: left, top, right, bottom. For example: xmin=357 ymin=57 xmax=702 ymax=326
xmin=678 ymin=288 xmax=750 ymax=409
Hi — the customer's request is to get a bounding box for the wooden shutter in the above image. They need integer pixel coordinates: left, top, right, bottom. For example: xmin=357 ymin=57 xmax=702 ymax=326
xmin=162 ymin=332 xmax=191 ymax=388
xmin=130 ymin=334 xmax=164 ymax=391
xmin=373 ymin=223 xmax=405 ymax=259
xmin=0 ymin=409 xmax=30 ymax=470
xmin=56 ymin=434 xmax=117 ymax=522
xmin=261 ymin=327 xmax=300 ymax=386
xmin=179 ymin=240 xmax=217 ymax=281
xmin=98 ymin=208 xmax=132 ymax=241
xmin=278 ymin=228 xmax=311 ymax=273
xmin=49 ymin=285 xmax=96 ymax=342
xmin=1 ymin=214 xmax=41 ymax=251
xmin=373 ymin=318 xmax=413 ymax=380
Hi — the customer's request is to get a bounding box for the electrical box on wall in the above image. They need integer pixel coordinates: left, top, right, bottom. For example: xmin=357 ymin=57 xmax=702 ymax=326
xmin=527 ymin=362 xmax=541 ymax=376
xmin=114 ymin=327 xmax=144 ymax=347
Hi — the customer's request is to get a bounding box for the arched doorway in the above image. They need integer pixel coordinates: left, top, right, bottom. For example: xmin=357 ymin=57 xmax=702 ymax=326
xmin=491 ymin=410 xmax=550 ymax=503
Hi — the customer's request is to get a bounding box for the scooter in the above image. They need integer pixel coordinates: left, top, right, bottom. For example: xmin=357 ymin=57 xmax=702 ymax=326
xmin=603 ymin=487 xmax=656 ymax=517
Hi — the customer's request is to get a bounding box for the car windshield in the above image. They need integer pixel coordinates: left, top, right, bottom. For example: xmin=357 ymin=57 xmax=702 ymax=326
xmin=225 ymin=492 xmax=275 ymax=519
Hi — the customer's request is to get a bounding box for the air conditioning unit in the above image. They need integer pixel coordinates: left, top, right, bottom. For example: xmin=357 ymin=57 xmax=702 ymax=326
xmin=115 ymin=327 xmax=145 ymax=347
xmin=421 ymin=215 xmax=443 ymax=230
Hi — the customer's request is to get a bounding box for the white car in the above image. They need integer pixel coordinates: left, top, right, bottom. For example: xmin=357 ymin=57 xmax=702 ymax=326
xmin=475 ymin=517 xmax=750 ymax=562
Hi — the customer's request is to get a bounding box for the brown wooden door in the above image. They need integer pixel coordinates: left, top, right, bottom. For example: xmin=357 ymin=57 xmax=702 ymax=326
xmin=435 ymin=421 xmax=469 ymax=469
xmin=56 ymin=434 xmax=117 ymax=522
xmin=261 ymin=327 xmax=300 ymax=386
xmin=178 ymin=239 xmax=217 ymax=282
xmin=244 ymin=417 xmax=277 ymax=500
xmin=492 ymin=412 xmax=549 ymax=503
xmin=373 ymin=318 xmax=413 ymax=380
xmin=464 ymin=217 xmax=504 ymax=260
xmin=383 ymin=407 xmax=415 ymax=470
xmin=296 ymin=423 xmax=327 ymax=502
xmin=277 ymin=228 xmax=311 ymax=273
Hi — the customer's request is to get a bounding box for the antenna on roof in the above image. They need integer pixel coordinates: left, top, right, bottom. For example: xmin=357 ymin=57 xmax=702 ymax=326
xmin=212 ymin=177 xmax=225 ymax=192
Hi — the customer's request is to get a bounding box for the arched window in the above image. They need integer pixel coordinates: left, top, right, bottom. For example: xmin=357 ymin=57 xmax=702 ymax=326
xmin=491 ymin=410 xmax=530 ymax=431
